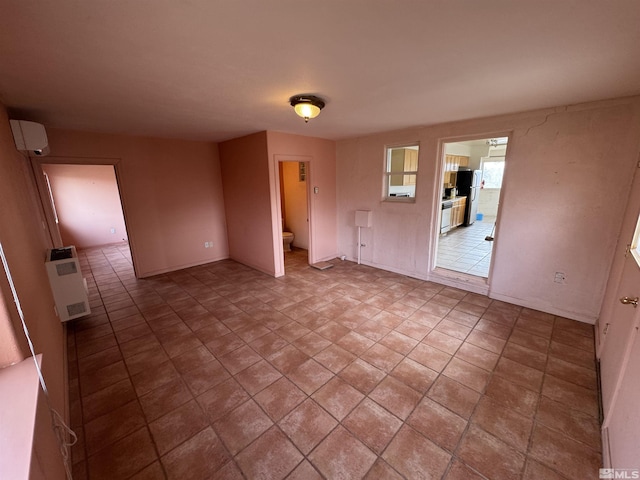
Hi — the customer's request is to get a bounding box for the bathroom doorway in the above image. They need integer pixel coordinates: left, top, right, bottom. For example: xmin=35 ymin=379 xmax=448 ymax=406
xmin=278 ymin=160 xmax=310 ymax=271
xmin=434 ymin=136 xmax=508 ymax=279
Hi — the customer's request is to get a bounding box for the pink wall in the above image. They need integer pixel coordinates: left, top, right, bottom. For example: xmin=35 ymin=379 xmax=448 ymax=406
xmin=336 ymin=97 xmax=640 ymax=323
xmin=219 ymin=132 xmax=276 ymax=274
xmin=267 ymin=131 xmax=337 ymax=270
xmin=42 ymin=164 xmax=128 ymax=248
xmin=282 ymin=161 xmax=309 ymax=249
xmin=0 ymin=104 xmax=66 ymax=475
xmin=45 ymin=128 xmax=229 ymax=277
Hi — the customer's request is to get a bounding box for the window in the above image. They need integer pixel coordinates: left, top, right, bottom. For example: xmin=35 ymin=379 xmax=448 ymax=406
xmin=384 ymin=144 xmax=419 ymax=200
xmin=481 ymin=159 xmax=505 ymax=188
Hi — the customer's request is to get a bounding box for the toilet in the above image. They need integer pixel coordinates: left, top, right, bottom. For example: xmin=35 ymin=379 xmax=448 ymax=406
xmin=282 ymin=231 xmax=294 ymax=252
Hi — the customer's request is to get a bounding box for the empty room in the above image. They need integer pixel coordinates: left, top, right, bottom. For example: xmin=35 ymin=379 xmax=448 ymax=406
xmin=1 ymin=2 xmax=640 ymax=479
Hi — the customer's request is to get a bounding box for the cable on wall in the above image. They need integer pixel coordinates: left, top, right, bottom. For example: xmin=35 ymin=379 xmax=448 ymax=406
xmin=0 ymin=242 xmax=77 ymax=480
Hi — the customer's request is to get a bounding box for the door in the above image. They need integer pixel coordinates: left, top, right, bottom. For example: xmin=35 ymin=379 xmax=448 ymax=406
xmin=600 ymin=176 xmax=640 ymax=468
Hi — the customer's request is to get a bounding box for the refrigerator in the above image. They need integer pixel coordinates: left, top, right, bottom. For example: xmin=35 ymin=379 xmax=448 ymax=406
xmin=456 ymin=169 xmax=482 ymax=226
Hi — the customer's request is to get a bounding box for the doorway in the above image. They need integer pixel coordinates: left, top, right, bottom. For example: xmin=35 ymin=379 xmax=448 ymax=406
xmin=435 ymin=136 xmax=508 ymax=278
xmin=278 ymin=160 xmax=310 ymax=271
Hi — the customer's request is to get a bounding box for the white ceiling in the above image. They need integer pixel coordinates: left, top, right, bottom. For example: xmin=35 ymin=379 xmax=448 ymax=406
xmin=1 ymin=1 xmax=639 ymax=143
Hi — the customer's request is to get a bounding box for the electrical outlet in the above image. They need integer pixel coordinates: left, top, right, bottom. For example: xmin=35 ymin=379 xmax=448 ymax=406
xmin=554 ymin=272 xmax=566 ymax=284
xmin=204 ymin=241 xmax=210 ymax=248
xmin=204 ymin=241 xmax=214 ymax=248
xmin=110 ymin=227 xmax=116 ymax=234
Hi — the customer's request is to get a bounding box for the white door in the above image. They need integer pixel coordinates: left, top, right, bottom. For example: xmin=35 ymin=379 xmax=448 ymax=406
xmin=600 ymin=192 xmax=640 ymax=468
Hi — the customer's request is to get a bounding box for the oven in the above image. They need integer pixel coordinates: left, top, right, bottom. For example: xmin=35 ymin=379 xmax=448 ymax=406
xmin=440 ymin=200 xmax=453 ymax=234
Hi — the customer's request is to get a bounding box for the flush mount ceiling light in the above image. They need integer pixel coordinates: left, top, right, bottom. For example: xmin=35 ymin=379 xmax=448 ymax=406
xmin=289 ymin=94 xmax=325 ymax=123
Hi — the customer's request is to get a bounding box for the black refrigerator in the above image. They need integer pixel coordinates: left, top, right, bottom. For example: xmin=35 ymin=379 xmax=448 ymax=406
xmin=456 ymin=169 xmax=482 ymax=226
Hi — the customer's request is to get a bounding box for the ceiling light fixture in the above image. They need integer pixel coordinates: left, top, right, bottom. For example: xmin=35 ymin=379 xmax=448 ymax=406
xmin=289 ymin=94 xmax=325 ymax=123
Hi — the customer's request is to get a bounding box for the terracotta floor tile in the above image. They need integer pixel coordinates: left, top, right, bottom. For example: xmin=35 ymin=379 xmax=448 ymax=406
xmin=445 ymin=459 xmax=487 ymax=480
xmin=343 ymin=398 xmax=403 ymax=454
xmin=148 ymin=400 xmax=208 ymax=455
xmin=161 ymin=427 xmax=231 ymax=479
xmin=443 ymin=357 xmax=491 ymax=392
xmin=536 ymin=396 xmax=600 ymax=449
xmin=554 ymin=317 xmax=595 ymax=339
xmin=217 ymin=344 xmax=261 ymax=375
xmin=138 ymin=378 xmax=193 ymax=422
xmin=76 ymin=345 xmax=122 ymax=376
xmin=551 ymin=328 xmax=594 ymax=353
xmin=502 ymin=342 xmax=548 ymax=372
xmin=360 ymin=343 xmax=404 ymax=373
xmin=254 ymin=377 xmax=307 ymax=421
xmin=129 ymin=461 xmax=165 ymax=480
xmin=312 ymin=376 xmax=365 ymax=420
xmin=445 ymin=308 xmax=481 ymax=329
xmin=423 ymin=330 xmax=463 ymax=355
xmin=522 ymin=459 xmax=569 ymax=480
xmin=455 ymin=342 xmax=500 ymax=371
xmin=249 ymin=331 xmax=289 ymax=357
xmin=509 ymin=327 xmax=550 ymax=354
xmin=472 ymin=396 xmax=533 ymax=452
xmin=276 ymin=321 xmax=311 ymax=342
xmin=268 ymin=344 xmax=309 ymax=373
xmin=181 ymin=359 xmax=230 ymax=395
xmin=315 ymin=320 xmax=350 ymax=342
xmin=370 ymin=376 xmax=422 ymax=420
xmin=286 ymin=460 xmax=324 ymax=480
xmin=162 ymin=334 xmax=203 ymax=359
xmin=336 ymin=331 xmax=376 ymax=355
xmin=545 ymin=356 xmax=598 ymax=390
xmin=204 ymin=332 xmax=244 ymax=357
xmin=427 ymin=376 xmax=481 ymax=419
xmin=214 ymin=399 xmax=273 ymax=454
xmin=119 ymin=334 xmax=162 ymax=358
xmin=482 ymin=308 xmax=519 ymax=327
xmin=131 ymin=360 xmax=181 ymax=396
xmin=293 ymin=331 xmax=332 ymax=356
xmin=114 ymin=322 xmax=153 ymax=344
xmin=192 ymin=321 xmax=232 ymax=344
xmin=235 ymin=426 xmax=303 ymax=479
xmin=87 ymin=427 xmax=157 ymax=480
xmin=171 ymin=345 xmax=216 ymax=374
xmin=338 ymin=358 xmax=386 ymax=394
xmin=355 ymin=319 xmax=392 ymax=341
xmin=79 ymin=360 xmax=129 ymax=396
xmin=379 ymin=331 xmax=419 ymax=355
xmin=529 ymin=424 xmax=601 ymax=479
xmin=84 ymin=400 xmax=147 ymax=455
xmin=541 ymin=374 xmax=599 ymax=417
xmin=382 ymin=425 xmax=451 ymax=479
xmin=407 ymin=397 xmax=467 ymax=452
xmin=364 ymin=459 xmax=404 ymax=479
xmin=485 ymin=375 xmax=539 ymax=418
xmin=313 ymin=343 xmax=355 ymax=373
xmin=516 ymin=316 xmax=554 ymax=338
xmin=278 ymin=398 xmax=338 ymax=454
xmin=457 ymin=424 xmax=526 ymax=480
xmin=549 ymin=340 xmax=595 ymax=369
xmin=124 ymin=344 xmax=170 ymax=376
xmin=466 ymin=329 xmax=507 ymax=354
xmin=435 ymin=319 xmax=472 ymax=340
xmin=196 ymin=377 xmax=250 ymax=423
xmin=234 ymin=359 xmax=282 ymax=395
xmin=309 ymin=426 xmax=377 ymax=479
xmin=81 ymin=378 xmax=137 ymax=423
xmin=390 ymin=357 xmax=438 ymax=393
xmin=287 ymin=358 xmax=334 ymax=395
xmin=408 ymin=343 xmax=452 ymax=372
xmin=473 ymin=317 xmax=512 ymax=339
xmin=494 ymin=356 xmax=545 ymax=392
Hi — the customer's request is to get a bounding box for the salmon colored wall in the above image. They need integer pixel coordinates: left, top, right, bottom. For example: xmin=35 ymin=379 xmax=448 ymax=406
xmin=282 ymin=161 xmax=309 ymax=249
xmin=42 ymin=164 xmax=128 ymax=248
xmin=267 ymin=131 xmax=337 ymax=271
xmin=45 ymin=128 xmax=229 ymax=277
xmin=336 ymin=97 xmax=640 ymax=323
xmin=219 ymin=132 xmax=275 ymax=274
xmin=0 ymin=104 xmax=66 ymax=475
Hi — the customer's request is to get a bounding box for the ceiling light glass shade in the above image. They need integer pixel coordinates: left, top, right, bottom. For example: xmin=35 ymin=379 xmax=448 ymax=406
xmin=289 ymin=95 xmax=325 ymax=123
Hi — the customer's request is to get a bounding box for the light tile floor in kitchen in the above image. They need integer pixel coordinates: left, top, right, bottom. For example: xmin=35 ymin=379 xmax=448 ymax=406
xmin=437 ymin=218 xmax=496 ymax=277
xmin=67 ymin=243 xmax=601 ymax=479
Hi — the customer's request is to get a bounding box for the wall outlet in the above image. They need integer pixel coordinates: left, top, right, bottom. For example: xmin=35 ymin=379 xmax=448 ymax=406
xmin=204 ymin=241 xmax=214 ymax=248
xmin=554 ymin=272 xmax=566 ymax=284
xmin=110 ymin=227 xmax=116 ymax=234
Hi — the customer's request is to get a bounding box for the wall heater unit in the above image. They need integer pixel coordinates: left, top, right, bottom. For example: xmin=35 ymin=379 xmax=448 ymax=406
xmin=45 ymin=246 xmax=90 ymax=322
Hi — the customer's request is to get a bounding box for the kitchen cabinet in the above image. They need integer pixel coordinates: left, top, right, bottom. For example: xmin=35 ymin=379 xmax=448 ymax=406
xmin=444 ymin=154 xmax=469 ymax=172
xmin=390 ymin=148 xmax=418 ymax=186
xmin=451 ymin=197 xmax=467 ymax=228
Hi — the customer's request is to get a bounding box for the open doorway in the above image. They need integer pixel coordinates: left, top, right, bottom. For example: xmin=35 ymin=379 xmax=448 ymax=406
xmin=34 ymin=161 xmax=135 ymax=274
xmin=435 ymin=136 xmax=508 ymax=278
xmin=278 ymin=160 xmax=310 ymax=272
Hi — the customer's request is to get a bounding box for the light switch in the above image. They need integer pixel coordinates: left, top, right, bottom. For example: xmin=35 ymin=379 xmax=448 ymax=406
xmin=314 ymin=187 xmax=319 ymax=194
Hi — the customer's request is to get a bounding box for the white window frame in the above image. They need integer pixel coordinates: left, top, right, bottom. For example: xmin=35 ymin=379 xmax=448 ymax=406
xmin=383 ymin=144 xmax=419 ymax=202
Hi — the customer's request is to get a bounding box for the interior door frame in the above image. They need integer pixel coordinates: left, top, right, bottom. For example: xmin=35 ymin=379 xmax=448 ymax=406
xmin=272 ymin=154 xmax=313 ymax=276
xmin=29 ymin=156 xmax=139 ymax=278
xmin=429 ymin=131 xmax=512 ymax=294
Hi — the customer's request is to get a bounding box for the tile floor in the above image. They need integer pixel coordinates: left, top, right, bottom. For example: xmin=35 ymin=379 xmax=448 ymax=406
xmin=67 ymin=244 xmax=602 ymax=479
xmin=437 ymin=219 xmax=496 ymax=277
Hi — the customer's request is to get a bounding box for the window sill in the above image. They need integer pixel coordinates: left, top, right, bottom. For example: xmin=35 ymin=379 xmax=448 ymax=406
xmin=383 ymin=197 xmax=416 ymax=204
xmin=0 ymin=355 xmax=41 ymax=480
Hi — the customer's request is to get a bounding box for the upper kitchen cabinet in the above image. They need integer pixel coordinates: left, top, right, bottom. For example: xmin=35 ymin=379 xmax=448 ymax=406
xmin=390 ymin=148 xmax=419 ymax=186
xmin=445 ymin=154 xmax=469 ymax=172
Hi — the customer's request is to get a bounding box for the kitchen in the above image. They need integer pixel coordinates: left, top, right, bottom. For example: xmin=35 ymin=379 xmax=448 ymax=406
xmin=436 ymin=137 xmax=507 ymax=277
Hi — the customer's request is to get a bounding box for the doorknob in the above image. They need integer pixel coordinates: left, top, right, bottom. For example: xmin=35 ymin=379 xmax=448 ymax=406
xmin=619 ymin=296 xmax=639 ymax=307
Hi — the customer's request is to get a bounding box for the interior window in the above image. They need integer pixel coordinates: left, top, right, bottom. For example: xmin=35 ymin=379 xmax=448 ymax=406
xmin=384 ymin=144 xmax=419 ymax=200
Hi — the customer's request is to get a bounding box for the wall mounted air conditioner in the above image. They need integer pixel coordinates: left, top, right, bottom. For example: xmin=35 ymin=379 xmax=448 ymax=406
xmin=45 ymin=246 xmax=90 ymax=322
xmin=9 ymin=119 xmax=50 ymax=156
